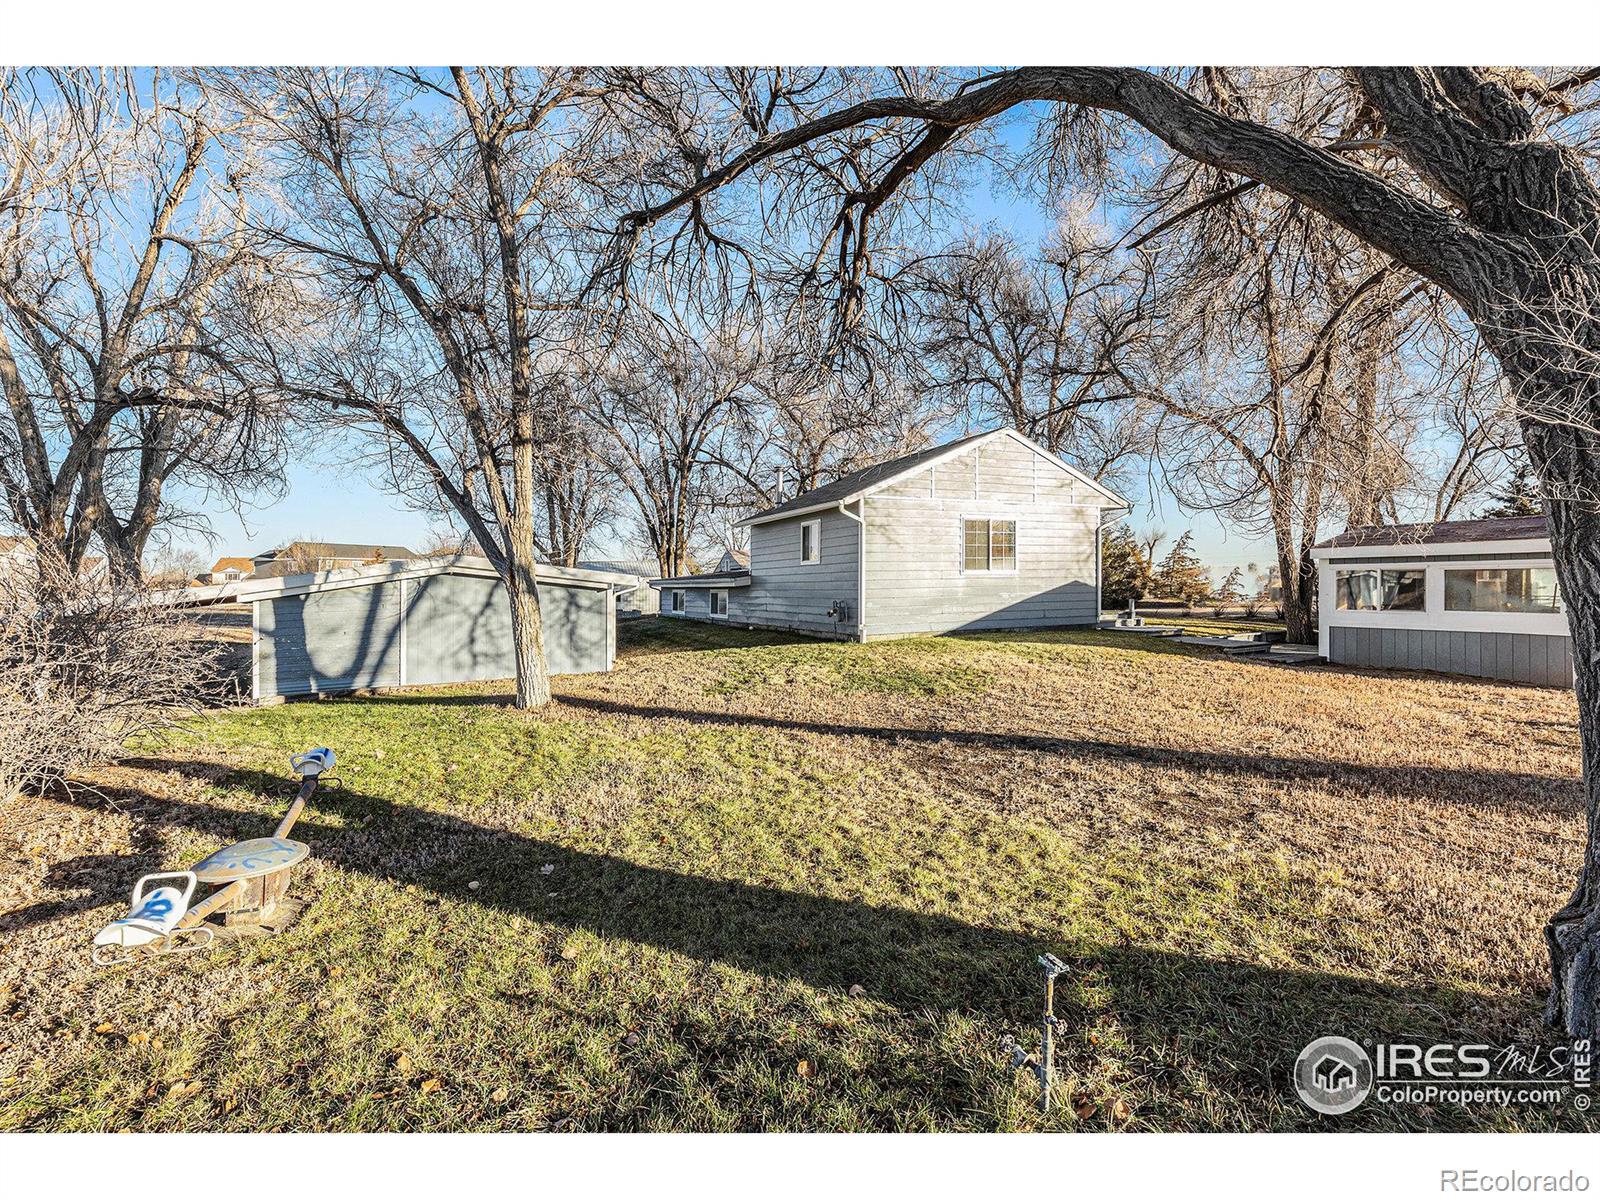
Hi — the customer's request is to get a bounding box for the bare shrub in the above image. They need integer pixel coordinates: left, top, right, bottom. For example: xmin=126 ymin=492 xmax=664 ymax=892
xmin=0 ymin=552 xmax=234 ymax=803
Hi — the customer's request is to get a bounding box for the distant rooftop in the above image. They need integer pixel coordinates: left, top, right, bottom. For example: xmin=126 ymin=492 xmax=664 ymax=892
xmin=254 ymin=542 xmax=416 ymax=562
xmin=579 ymin=557 xmax=660 ymax=578
xmin=1316 ymin=515 xmax=1548 ymax=549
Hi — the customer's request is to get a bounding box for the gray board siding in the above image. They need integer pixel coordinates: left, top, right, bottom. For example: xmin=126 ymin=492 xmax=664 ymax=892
xmin=862 ymin=434 xmax=1102 ymax=637
xmin=256 ymin=573 xmax=611 ymax=699
xmin=1328 ymin=625 xmax=1574 ymax=688
xmin=741 ymin=508 xmax=861 ymax=636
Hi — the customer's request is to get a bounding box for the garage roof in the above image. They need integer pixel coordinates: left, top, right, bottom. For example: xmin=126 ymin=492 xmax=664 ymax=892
xmin=226 ymin=555 xmax=638 ymax=602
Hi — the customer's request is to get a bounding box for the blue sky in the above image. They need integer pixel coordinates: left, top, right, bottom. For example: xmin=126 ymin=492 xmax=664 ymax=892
xmin=161 ymin=88 xmax=1278 ymax=574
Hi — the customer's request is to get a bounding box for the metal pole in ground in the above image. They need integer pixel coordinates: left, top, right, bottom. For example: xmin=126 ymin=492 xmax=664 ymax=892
xmin=1036 ymin=953 xmax=1069 ymax=1112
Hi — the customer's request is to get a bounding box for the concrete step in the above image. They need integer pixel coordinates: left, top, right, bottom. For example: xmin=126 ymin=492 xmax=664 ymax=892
xmin=1175 ymin=636 xmax=1272 ymax=654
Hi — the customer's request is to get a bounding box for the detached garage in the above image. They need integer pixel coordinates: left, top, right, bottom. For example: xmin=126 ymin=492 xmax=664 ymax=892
xmin=236 ymin=556 xmax=632 ymax=703
xmin=1310 ymin=515 xmax=1572 ymax=688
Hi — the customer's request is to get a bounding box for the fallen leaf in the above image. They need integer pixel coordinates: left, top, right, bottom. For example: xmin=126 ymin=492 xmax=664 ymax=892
xmin=94 ymin=1022 xmax=116 ymax=1035
xmin=490 ymin=1086 xmax=509 ymax=1103
xmin=539 ymin=863 xmax=555 ymax=876
xmin=468 ymin=880 xmax=481 ymax=891
xmin=395 ymin=1053 xmax=414 ymax=1075
xmin=1112 ymin=1099 xmax=1132 ymax=1122
xmin=419 ymin=1078 xmax=443 ymax=1094
xmin=223 ymin=1097 xmax=239 ymax=1113
xmin=847 ymin=984 xmax=867 ymax=999
xmin=128 ymin=1032 xmax=150 ymax=1045
xmin=796 ymin=1060 xmax=815 ymax=1079
xmin=1073 ymin=1094 xmax=1098 ymax=1120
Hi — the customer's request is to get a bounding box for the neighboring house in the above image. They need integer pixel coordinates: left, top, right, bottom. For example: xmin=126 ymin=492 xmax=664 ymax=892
xmin=192 ymin=555 xmax=255 ymax=586
xmin=578 ymin=556 xmax=660 ymax=617
xmin=1310 ymin=515 xmax=1571 ymax=687
xmin=252 ymin=542 xmax=416 ymax=576
xmin=715 ymin=547 xmax=750 ymax=574
xmin=234 ymin=555 xmax=635 ymax=703
xmin=649 ymin=428 xmax=1127 ymax=641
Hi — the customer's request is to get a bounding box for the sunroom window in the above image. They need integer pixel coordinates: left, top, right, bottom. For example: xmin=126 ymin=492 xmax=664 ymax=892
xmin=1444 ymin=567 xmax=1560 ymax=613
xmin=1335 ymin=569 xmax=1425 ymax=611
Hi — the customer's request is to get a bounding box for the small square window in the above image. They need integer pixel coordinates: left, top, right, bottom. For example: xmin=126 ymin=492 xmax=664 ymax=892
xmin=800 ymin=519 xmax=821 ymax=564
xmin=963 ymin=519 xmax=1017 ymax=572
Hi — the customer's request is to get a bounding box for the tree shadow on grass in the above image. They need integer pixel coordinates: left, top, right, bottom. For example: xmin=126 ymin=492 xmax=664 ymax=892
xmin=540 ymin=696 xmax=1574 ymax=817
xmin=42 ymin=759 xmax=1555 ymax=1128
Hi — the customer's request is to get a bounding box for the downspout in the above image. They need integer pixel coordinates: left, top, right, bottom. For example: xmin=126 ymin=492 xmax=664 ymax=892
xmin=838 ymin=500 xmax=866 ymax=643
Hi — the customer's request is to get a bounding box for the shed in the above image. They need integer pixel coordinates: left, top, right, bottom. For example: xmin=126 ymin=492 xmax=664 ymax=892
xmin=234 ymin=556 xmax=633 ymax=703
xmin=1310 ymin=516 xmax=1572 ymax=687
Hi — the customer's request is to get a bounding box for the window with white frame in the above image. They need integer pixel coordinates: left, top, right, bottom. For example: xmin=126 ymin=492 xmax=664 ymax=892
xmin=962 ymin=518 xmax=1017 ymax=572
xmin=1334 ymin=568 xmax=1425 ymax=611
xmin=710 ymin=589 xmax=729 ymax=617
xmin=800 ymin=518 xmax=821 ymax=564
xmin=1444 ymin=567 xmax=1560 ymax=613
xmin=671 ymin=589 xmax=685 ymax=613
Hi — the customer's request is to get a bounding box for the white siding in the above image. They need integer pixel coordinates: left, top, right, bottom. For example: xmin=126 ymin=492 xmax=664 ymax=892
xmin=862 ymin=437 xmax=1101 ymax=637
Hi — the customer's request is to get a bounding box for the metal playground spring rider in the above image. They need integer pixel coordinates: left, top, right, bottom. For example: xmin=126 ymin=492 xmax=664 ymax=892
xmin=91 ymin=748 xmax=337 ymax=965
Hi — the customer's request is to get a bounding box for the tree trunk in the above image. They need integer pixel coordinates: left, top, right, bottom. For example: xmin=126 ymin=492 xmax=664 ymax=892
xmin=1275 ymin=547 xmax=1316 ymax=645
xmin=505 ymin=564 xmax=552 ymax=710
xmin=1526 ymin=411 xmax=1600 ymax=1038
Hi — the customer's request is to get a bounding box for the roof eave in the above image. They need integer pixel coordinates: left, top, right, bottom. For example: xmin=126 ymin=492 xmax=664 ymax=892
xmin=648 ymin=574 xmax=754 ymax=588
xmin=735 ymin=499 xmax=851 ymax=529
xmin=1309 ymin=537 xmax=1552 ymax=559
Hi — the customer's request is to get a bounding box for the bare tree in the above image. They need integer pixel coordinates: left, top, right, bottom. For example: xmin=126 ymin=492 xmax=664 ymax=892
xmin=713 ymin=320 xmax=933 ymax=506
xmin=911 ymin=222 xmax=1154 ymax=481
xmin=590 ymin=304 xmax=761 ymax=577
xmin=0 ymin=68 xmax=281 ymax=587
xmin=215 ymin=67 xmax=634 ymax=708
xmin=606 ymin=66 xmax=1600 ymax=1036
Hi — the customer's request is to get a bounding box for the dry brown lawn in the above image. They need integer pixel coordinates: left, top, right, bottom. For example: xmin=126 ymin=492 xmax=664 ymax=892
xmin=0 ymin=620 xmax=1586 ymax=1131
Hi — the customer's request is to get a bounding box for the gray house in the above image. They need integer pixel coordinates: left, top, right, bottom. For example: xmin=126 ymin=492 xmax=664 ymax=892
xmin=234 ymin=555 xmax=634 ymax=702
xmin=1311 ymin=515 xmax=1572 ymax=687
xmin=649 ymin=428 xmax=1127 ymax=641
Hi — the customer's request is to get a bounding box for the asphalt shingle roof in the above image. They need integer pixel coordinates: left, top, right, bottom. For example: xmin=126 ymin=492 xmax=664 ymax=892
xmin=743 ymin=432 xmax=993 ymax=523
xmin=1316 ymin=515 xmax=1548 ymax=549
